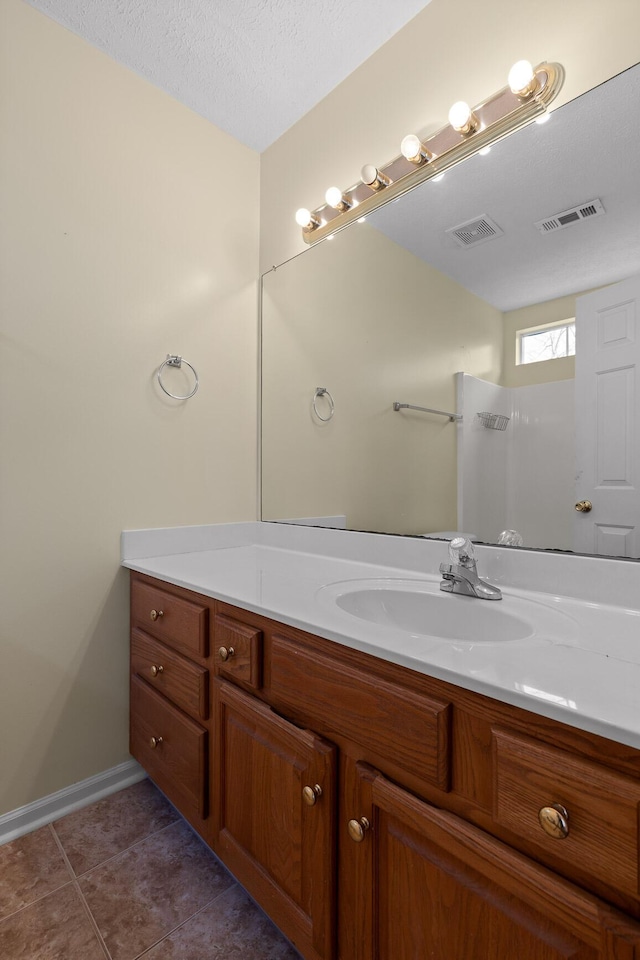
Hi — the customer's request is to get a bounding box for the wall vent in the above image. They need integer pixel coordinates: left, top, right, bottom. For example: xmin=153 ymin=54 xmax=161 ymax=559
xmin=445 ymin=215 xmax=504 ymax=248
xmin=535 ymin=198 xmax=605 ymax=234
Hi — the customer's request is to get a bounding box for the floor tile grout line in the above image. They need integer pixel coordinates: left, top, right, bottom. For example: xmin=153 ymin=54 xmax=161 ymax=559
xmin=0 ymin=877 xmax=77 ymax=926
xmin=132 ymin=882 xmax=240 ymax=959
xmin=0 ymin=824 xmax=77 ymax=925
xmin=49 ymin=823 xmax=114 ymax=960
xmin=72 ymin=879 xmax=113 ymax=960
xmin=51 ymin=815 xmax=181 ymax=880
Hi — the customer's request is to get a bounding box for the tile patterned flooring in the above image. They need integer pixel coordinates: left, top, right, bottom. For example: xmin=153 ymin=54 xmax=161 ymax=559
xmin=0 ymin=779 xmax=302 ymax=959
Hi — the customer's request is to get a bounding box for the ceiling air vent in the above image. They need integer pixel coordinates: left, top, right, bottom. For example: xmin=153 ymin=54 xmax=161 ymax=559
xmin=445 ymin=215 xmax=504 ymax=249
xmin=535 ymin=198 xmax=605 ymax=234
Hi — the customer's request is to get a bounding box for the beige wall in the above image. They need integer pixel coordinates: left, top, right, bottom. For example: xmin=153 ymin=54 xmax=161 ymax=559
xmin=0 ymin=0 xmax=259 ymax=816
xmin=262 ymin=225 xmax=502 ymax=535
xmin=260 ymin=0 xmax=640 ymax=273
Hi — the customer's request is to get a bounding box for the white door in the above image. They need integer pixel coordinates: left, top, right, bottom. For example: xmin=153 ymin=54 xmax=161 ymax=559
xmin=574 ymin=275 xmax=640 ymax=557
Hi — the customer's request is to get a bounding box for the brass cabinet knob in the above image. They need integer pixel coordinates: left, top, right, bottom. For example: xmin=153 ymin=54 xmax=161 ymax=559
xmin=302 ymin=784 xmax=323 ymax=806
xmin=575 ymin=500 xmax=593 ymax=513
xmin=150 ymin=609 xmax=164 ymax=621
xmin=538 ymin=803 xmax=569 ymax=839
xmin=348 ymin=817 xmax=371 ymax=843
xmin=149 ymin=736 xmax=163 ymax=749
xmin=218 ymin=645 xmax=235 ymax=662
xmin=150 ymin=664 xmax=164 ymax=678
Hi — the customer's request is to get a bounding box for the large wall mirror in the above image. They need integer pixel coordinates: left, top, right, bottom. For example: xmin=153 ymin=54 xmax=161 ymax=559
xmin=261 ymin=63 xmax=640 ymax=558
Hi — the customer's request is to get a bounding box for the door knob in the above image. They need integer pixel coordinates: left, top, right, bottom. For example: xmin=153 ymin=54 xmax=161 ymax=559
xmin=575 ymin=500 xmax=592 ymax=513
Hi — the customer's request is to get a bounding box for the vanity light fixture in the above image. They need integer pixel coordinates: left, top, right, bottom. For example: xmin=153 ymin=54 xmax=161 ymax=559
xmin=361 ymin=164 xmax=391 ymax=191
xmin=400 ymin=134 xmax=433 ymax=165
xmin=295 ymin=59 xmax=564 ymax=241
xmin=448 ymin=101 xmax=479 ymax=135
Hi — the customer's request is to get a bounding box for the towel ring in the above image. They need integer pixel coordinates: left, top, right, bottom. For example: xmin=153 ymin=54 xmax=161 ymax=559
xmin=313 ymin=387 xmax=335 ymax=422
xmin=157 ymin=355 xmax=199 ymax=400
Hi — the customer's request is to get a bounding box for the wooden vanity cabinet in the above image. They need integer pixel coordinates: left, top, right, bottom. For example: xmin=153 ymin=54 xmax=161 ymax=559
xmin=130 ymin=574 xmax=640 ymax=960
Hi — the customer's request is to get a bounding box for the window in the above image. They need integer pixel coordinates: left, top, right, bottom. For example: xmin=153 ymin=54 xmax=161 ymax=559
xmin=517 ymin=319 xmax=575 ymax=365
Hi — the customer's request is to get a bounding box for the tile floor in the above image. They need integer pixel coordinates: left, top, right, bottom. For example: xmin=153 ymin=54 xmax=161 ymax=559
xmin=0 ymin=779 xmax=302 ymax=959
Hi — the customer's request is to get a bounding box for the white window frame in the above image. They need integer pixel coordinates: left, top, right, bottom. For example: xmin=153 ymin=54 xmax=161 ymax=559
xmin=516 ymin=318 xmax=576 ymax=366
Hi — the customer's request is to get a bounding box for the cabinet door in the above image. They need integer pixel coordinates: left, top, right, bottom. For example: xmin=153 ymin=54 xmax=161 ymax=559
xmin=212 ymin=679 xmax=336 ymax=960
xmin=344 ymin=762 xmax=640 ymax=960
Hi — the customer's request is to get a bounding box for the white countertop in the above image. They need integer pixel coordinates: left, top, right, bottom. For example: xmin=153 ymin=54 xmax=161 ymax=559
xmin=122 ymin=522 xmax=640 ymax=750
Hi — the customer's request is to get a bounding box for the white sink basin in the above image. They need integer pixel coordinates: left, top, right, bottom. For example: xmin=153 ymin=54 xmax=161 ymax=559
xmin=317 ymin=578 xmax=575 ymax=644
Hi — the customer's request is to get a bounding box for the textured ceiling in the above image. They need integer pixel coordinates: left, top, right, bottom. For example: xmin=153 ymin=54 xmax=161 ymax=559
xmin=370 ymin=63 xmax=640 ymax=311
xmin=24 ymin=0 xmax=432 ymax=152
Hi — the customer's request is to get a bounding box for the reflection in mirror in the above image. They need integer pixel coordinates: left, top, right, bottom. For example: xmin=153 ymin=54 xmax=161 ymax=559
xmin=261 ymin=64 xmax=640 ymax=558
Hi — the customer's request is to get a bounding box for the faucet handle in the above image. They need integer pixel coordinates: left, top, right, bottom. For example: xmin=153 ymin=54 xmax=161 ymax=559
xmin=449 ymin=537 xmax=475 ymax=567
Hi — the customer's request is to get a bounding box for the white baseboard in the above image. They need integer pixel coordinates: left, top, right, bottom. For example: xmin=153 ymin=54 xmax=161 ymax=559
xmin=0 ymin=759 xmax=146 ymax=846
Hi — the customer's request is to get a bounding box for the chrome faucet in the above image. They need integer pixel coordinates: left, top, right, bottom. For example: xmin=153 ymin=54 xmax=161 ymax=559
xmin=439 ymin=537 xmax=502 ymax=600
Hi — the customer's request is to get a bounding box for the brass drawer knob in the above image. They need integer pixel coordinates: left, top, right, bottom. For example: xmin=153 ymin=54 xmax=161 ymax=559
xmin=150 ymin=609 xmax=164 ymax=621
xmin=302 ymin=784 xmax=323 ymax=806
xmin=149 ymin=736 xmax=163 ymax=749
xmin=150 ymin=664 xmax=164 ymax=678
xmin=218 ymin=645 xmax=235 ymax=662
xmin=575 ymin=500 xmax=592 ymax=513
xmin=348 ymin=817 xmax=371 ymax=843
xmin=538 ymin=803 xmax=570 ymax=839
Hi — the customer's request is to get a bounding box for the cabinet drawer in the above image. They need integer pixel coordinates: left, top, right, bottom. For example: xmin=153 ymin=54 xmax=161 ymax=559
xmin=131 ymin=579 xmax=208 ymax=658
xmin=269 ymin=635 xmax=451 ymax=791
xmin=130 ymin=676 xmax=207 ymax=818
xmin=213 ymin=614 xmax=262 ymax=691
xmin=492 ymin=728 xmax=640 ymax=898
xmin=131 ymin=628 xmax=208 ymax=720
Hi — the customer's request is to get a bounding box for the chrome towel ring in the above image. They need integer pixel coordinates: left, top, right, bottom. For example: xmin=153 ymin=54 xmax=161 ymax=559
xmin=157 ymin=355 xmax=199 ymax=400
xmin=313 ymin=387 xmax=335 ymax=422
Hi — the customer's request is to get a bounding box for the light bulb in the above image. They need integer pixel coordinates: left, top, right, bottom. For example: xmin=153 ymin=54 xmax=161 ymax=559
xmin=361 ymin=164 xmax=390 ymax=191
xmin=508 ymin=60 xmax=539 ymax=99
xmin=295 ymin=208 xmax=320 ymax=230
xmin=535 ymin=113 xmax=551 ymax=125
xmin=478 ymin=146 xmax=491 ymax=156
xmin=400 ymin=134 xmax=432 ymax=165
xmin=448 ymin=101 xmax=478 ymax=135
xmin=325 ymin=186 xmax=351 ymax=211
xmin=432 ymin=174 xmax=445 ymax=182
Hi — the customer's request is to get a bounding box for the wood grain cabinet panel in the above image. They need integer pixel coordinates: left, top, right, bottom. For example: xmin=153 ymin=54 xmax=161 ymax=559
xmin=347 ymin=761 xmax=640 ymax=960
xmin=492 ymin=728 xmax=640 ymax=899
xmin=212 ymin=679 xmax=336 ymax=960
xmin=269 ymin=633 xmax=451 ymax=791
xmin=131 ymin=578 xmax=208 ymax=658
xmin=130 ymin=676 xmax=207 ymax=820
xmin=131 ymin=628 xmax=208 ymax=720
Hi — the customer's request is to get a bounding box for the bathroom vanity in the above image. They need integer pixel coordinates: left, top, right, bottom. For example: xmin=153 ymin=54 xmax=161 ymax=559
xmin=123 ymin=523 xmax=640 ymax=960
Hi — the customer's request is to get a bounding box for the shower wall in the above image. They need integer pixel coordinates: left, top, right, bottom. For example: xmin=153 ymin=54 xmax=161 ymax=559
xmin=458 ymin=374 xmax=575 ymax=550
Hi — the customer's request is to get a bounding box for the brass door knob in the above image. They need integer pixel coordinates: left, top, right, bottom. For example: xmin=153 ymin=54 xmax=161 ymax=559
xmin=575 ymin=500 xmax=593 ymax=513
xmin=347 ymin=817 xmax=371 ymax=843
xmin=150 ymin=609 xmax=164 ymax=621
xmin=149 ymin=736 xmax=163 ymax=749
xmin=218 ymin=645 xmax=235 ymax=662
xmin=538 ymin=803 xmax=569 ymax=839
xmin=150 ymin=664 xmax=164 ymax=678
xmin=302 ymin=784 xmax=323 ymax=806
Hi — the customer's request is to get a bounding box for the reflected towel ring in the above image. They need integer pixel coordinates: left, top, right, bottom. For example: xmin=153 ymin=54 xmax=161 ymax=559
xmin=313 ymin=387 xmax=335 ymax=422
xmin=157 ymin=355 xmax=199 ymax=400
